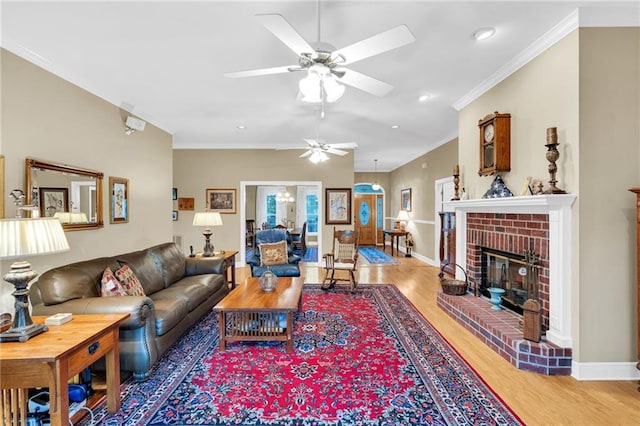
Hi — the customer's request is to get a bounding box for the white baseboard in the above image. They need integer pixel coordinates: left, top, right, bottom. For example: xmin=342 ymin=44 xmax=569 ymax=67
xmin=571 ymin=361 xmax=640 ymax=381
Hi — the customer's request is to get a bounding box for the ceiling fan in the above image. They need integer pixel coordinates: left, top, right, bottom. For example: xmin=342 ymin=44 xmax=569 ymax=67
xmin=224 ymin=1 xmax=415 ymax=101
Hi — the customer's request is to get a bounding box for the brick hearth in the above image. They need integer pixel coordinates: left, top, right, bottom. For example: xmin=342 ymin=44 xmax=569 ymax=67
xmin=437 ymin=292 xmax=572 ymax=375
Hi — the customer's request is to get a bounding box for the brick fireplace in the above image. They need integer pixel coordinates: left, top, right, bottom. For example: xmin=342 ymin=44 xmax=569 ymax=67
xmin=439 ymin=194 xmax=577 ymax=375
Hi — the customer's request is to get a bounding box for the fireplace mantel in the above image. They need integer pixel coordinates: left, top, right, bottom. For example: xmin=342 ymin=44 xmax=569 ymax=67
xmin=443 ymin=194 xmax=577 ymax=348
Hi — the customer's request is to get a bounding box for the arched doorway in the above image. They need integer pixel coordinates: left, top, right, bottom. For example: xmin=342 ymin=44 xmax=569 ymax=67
xmin=354 ymin=183 xmax=384 ymax=246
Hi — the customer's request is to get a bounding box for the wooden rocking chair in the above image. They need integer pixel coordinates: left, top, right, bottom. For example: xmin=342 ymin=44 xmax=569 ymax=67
xmin=321 ymin=227 xmax=360 ymax=292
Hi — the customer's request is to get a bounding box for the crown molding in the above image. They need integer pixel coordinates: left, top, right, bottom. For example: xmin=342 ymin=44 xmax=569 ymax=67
xmin=453 ymin=10 xmax=579 ymax=111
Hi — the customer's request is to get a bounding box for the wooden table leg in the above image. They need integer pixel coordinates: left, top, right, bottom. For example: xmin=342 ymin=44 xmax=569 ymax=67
xmin=50 ymin=360 xmax=68 ymax=426
xmin=286 ymin=312 xmax=293 ymax=352
xmin=105 ymin=328 xmax=121 ymax=413
xmin=218 ymin=312 xmax=227 ymax=351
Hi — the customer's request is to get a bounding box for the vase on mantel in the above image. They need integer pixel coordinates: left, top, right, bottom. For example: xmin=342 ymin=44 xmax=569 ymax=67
xmin=487 ymin=287 xmax=505 ymax=311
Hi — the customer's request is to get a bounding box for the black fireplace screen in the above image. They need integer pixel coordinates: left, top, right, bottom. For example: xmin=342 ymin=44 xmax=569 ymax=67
xmin=480 ymin=248 xmax=538 ymax=314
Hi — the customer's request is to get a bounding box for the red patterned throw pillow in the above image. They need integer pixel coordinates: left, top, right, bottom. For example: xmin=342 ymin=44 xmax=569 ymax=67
xmin=101 ymin=267 xmax=127 ymax=297
xmin=114 ymin=264 xmax=146 ymax=297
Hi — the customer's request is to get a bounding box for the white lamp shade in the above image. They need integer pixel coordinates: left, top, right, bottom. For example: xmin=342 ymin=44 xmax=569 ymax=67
xmin=193 ymin=212 xmax=223 ymax=227
xmin=0 ymin=218 xmax=70 ymax=260
xmin=397 ymin=210 xmax=410 ymax=221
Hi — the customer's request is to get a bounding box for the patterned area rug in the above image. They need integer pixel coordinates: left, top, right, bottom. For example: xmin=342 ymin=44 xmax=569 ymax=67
xmin=358 ymin=246 xmax=399 ymax=264
xmin=85 ymin=285 xmax=522 ymax=425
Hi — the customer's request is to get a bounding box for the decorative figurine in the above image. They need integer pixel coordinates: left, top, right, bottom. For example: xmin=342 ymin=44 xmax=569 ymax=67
xmin=452 ymin=164 xmax=460 ymax=200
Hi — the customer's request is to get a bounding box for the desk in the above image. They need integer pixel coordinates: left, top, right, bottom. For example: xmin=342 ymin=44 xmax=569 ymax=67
xmin=0 ymin=314 xmax=129 ymax=426
xmin=382 ymin=229 xmax=409 ymax=256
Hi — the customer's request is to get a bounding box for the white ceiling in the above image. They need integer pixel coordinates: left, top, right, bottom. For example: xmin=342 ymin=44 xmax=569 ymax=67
xmin=1 ymin=1 xmax=637 ymax=172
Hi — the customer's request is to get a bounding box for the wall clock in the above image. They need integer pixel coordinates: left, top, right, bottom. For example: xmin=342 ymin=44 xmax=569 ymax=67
xmin=478 ymin=111 xmax=511 ymax=176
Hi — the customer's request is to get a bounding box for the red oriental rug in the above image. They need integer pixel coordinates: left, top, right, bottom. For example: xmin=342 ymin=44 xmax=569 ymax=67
xmin=86 ymin=284 xmax=522 ymax=425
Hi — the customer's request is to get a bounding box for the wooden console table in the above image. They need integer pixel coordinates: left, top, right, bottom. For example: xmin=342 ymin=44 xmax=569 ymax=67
xmin=382 ymin=229 xmax=409 ymax=256
xmin=0 ymin=313 xmax=129 ymax=426
xmin=630 ymin=188 xmax=640 ymax=387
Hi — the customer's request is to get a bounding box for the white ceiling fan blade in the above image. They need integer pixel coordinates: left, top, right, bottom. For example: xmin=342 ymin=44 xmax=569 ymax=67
xmin=328 ymin=142 xmax=358 ymax=149
xmin=326 ymin=148 xmax=349 ymax=156
xmin=331 ymin=25 xmax=415 ymax=65
xmin=224 ymin=65 xmax=302 ymax=78
xmin=335 ymin=68 xmax=394 ymax=97
xmin=256 ymin=14 xmax=317 ymax=59
xmin=303 ymin=138 xmax=321 ymax=147
xmin=299 ymin=150 xmax=313 ymax=158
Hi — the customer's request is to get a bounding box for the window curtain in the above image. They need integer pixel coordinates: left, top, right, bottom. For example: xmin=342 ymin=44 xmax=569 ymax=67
xmin=257 ymin=186 xmax=287 ymax=227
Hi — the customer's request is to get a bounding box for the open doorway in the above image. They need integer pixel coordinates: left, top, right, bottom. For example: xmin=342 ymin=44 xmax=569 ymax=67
xmin=240 ymin=181 xmax=323 ymax=266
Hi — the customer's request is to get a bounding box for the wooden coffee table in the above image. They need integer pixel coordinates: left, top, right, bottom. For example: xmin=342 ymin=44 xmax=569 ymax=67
xmin=213 ymin=276 xmax=304 ymax=352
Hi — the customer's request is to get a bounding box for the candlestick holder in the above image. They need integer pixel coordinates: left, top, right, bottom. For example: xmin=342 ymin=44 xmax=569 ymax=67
xmin=543 ymin=127 xmax=566 ymax=194
xmin=452 ymin=165 xmax=460 ymax=200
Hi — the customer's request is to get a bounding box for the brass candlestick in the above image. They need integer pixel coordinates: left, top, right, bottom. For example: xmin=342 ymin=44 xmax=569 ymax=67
xmin=452 ymin=164 xmax=460 ymax=200
xmin=543 ymin=127 xmax=566 ymax=194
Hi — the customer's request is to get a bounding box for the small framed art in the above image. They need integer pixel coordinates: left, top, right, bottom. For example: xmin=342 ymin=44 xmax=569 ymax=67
xmin=172 ymin=188 xmax=178 ymax=200
xmin=39 ymin=187 xmax=68 ymax=217
xmin=109 ymin=177 xmax=129 ymax=223
xmin=172 ymin=210 xmax=178 ymax=221
xmin=401 ymin=188 xmax=412 ymax=211
xmin=325 ymin=188 xmax=352 ymax=225
xmin=206 ymin=188 xmax=236 ymax=214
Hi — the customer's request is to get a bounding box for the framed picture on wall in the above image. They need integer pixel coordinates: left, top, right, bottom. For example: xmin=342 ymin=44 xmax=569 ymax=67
xmin=206 ymin=188 xmax=237 ymax=214
xmin=401 ymin=188 xmax=412 ymax=211
xmin=172 ymin=188 xmax=178 ymax=200
xmin=39 ymin=187 xmax=68 ymax=217
xmin=172 ymin=210 xmax=178 ymax=221
xmin=325 ymin=188 xmax=352 ymax=225
xmin=109 ymin=177 xmax=129 ymax=224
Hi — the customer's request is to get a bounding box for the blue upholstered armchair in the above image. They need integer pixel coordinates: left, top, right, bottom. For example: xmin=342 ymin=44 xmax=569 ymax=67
xmin=247 ymin=229 xmax=302 ymax=277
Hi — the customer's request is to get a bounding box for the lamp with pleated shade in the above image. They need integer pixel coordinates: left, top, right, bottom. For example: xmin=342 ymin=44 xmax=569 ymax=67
xmin=192 ymin=212 xmax=223 ymax=257
xmin=0 ymin=217 xmax=70 ymax=342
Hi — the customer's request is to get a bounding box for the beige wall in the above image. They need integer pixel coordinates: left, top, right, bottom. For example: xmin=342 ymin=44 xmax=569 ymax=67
xmin=390 ymin=139 xmax=458 ymax=262
xmin=0 ymin=49 xmax=174 ymax=314
xmin=577 ymin=27 xmax=640 ymax=362
xmin=172 ymin=149 xmax=354 ymax=259
xmin=460 ymin=28 xmax=640 ymax=364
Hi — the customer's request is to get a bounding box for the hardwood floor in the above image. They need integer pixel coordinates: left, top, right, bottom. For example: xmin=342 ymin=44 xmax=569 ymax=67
xmin=237 ymin=253 xmax=640 ymax=425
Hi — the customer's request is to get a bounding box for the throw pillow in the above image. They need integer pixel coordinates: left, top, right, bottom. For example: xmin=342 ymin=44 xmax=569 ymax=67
xmin=259 ymin=240 xmax=288 ymax=266
xmin=115 ymin=264 xmax=146 ymax=297
xmin=101 ymin=267 xmax=127 ymax=297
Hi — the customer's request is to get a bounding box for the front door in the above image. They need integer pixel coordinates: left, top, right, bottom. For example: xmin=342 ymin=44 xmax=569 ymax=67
xmin=355 ymin=194 xmax=377 ymax=245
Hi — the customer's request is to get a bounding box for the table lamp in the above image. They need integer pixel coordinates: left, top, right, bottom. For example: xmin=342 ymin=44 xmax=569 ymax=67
xmin=0 ymin=217 xmax=70 ymax=342
xmin=397 ymin=210 xmax=410 ymax=230
xmin=193 ymin=212 xmax=223 ymax=257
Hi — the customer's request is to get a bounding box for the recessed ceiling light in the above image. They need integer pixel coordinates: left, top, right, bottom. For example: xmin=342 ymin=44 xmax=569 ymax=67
xmin=473 ymin=27 xmax=496 ymax=41
xmin=236 ymin=125 xmax=246 ymax=129
xmin=391 ymin=125 xmax=399 ymax=129
xmin=417 ymin=94 xmax=433 ymax=102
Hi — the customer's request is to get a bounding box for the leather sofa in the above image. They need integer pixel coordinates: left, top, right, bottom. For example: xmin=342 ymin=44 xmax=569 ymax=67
xmin=30 ymin=242 xmax=229 ymax=381
xmin=247 ymin=229 xmax=301 ymax=277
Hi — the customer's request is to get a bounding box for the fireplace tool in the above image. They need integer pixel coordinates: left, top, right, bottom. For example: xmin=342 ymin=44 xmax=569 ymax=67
xmin=522 ymin=249 xmax=541 ymax=342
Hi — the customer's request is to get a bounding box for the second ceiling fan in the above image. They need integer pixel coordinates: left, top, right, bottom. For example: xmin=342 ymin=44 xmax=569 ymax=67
xmin=224 ymin=2 xmax=415 ymax=102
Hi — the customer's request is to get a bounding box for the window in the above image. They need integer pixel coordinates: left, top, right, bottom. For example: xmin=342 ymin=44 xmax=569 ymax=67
xmin=266 ymin=195 xmax=276 ymax=228
xmin=306 ymin=194 xmax=318 ymax=233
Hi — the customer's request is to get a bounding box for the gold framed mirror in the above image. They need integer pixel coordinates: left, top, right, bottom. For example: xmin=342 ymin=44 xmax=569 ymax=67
xmin=25 ymin=158 xmax=104 ymax=231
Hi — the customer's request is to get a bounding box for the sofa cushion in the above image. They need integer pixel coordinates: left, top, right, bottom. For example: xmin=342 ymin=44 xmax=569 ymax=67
xmin=37 ymin=257 xmax=120 ymax=305
xmin=259 ymin=240 xmax=288 ymax=266
xmin=101 ymin=267 xmax=127 ymax=297
xmin=147 ymin=243 xmax=186 ymax=287
xmin=117 ymin=250 xmax=165 ymax=295
xmin=115 ymin=265 xmax=146 ymax=297
xmin=148 ymin=297 xmax=189 ymax=336
xmin=166 ymin=274 xmax=227 ymax=310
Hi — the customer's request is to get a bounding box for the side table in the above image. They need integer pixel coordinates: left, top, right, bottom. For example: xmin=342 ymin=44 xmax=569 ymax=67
xmin=0 ymin=313 xmax=129 ymax=426
xmin=194 ymin=250 xmax=238 ymax=288
xmin=382 ymin=229 xmax=409 ymax=256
